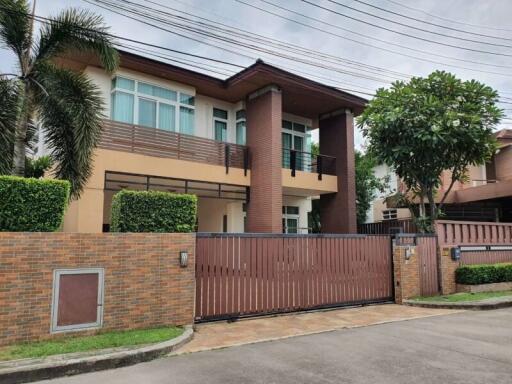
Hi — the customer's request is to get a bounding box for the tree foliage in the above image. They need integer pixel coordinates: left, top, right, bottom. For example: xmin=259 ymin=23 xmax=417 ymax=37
xmin=355 ymin=151 xmax=388 ymax=224
xmin=308 ymin=144 xmax=387 ymax=230
xmin=0 ymin=1 xmax=119 ymax=197
xmin=358 ymin=71 xmax=502 ymax=232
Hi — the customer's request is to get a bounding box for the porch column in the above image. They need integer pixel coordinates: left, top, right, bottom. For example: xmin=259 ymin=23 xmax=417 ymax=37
xmin=246 ymin=85 xmax=283 ymax=233
xmin=319 ymin=109 xmax=357 ymax=233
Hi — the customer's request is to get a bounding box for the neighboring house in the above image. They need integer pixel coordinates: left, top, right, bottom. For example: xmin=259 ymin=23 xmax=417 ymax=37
xmin=365 ymin=164 xmax=411 ymax=223
xmin=368 ymin=129 xmax=512 ymax=223
xmin=56 ymin=51 xmax=366 ymax=234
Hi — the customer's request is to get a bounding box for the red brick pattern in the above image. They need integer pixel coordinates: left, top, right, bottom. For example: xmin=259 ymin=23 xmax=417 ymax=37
xmin=0 ymin=232 xmax=195 ymax=346
xmin=246 ymin=87 xmax=283 ymax=233
xmin=440 ymin=246 xmax=459 ymax=295
xmin=319 ymin=111 xmax=357 ymax=233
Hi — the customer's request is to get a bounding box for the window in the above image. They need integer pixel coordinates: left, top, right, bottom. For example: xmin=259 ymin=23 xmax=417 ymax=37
xmin=282 ymin=205 xmax=300 ymax=233
xmin=282 ymin=120 xmax=312 ymax=171
xmin=236 ymin=109 xmax=246 ymax=145
xmin=51 ymin=268 xmax=104 ymax=333
xmin=110 ymin=76 xmax=194 ymax=134
xmin=213 ymin=108 xmax=228 ymax=142
xmin=383 ymin=209 xmax=398 ymax=221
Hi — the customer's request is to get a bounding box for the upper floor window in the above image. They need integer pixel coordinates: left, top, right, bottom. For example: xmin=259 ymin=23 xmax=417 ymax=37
xmin=110 ymin=76 xmax=195 ymax=135
xmin=382 ymin=209 xmax=397 ymax=221
xmin=213 ymin=108 xmax=228 ymax=142
xmin=236 ymin=109 xmax=246 ymax=145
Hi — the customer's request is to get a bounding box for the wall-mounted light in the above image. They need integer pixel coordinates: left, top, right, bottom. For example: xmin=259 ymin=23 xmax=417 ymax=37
xmin=179 ymin=251 xmax=188 ymax=267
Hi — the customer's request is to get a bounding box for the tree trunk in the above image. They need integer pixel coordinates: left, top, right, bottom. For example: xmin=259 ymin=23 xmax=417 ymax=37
xmin=12 ymin=85 xmax=29 ymax=176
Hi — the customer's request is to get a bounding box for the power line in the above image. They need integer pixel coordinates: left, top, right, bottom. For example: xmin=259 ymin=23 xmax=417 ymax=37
xmin=139 ymin=0 xmax=408 ymax=79
xmin=383 ymin=0 xmax=512 ymax=33
xmin=348 ymin=0 xmax=512 ymax=42
xmin=85 ymin=0 xmax=400 ymax=83
xmin=301 ymin=0 xmax=512 ymax=56
xmin=321 ymin=0 xmax=512 ymax=45
xmin=239 ymin=0 xmax=512 ymax=75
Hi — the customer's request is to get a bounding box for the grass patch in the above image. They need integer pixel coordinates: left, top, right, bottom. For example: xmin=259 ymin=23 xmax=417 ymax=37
xmin=414 ymin=290 xmax=512 ymax=303
xmin=0 ymin=326 xmax=183 ymax=361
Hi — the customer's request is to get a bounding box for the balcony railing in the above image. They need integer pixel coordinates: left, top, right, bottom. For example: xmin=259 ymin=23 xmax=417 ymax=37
xmin=99 ymin=120 xmax=249 ymax=174
xmin=282 ymin=148 xmax=336 ymax=180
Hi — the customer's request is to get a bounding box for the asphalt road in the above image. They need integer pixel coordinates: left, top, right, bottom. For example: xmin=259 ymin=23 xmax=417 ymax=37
xmin=40 ymin=308 xmax=512 ymax=384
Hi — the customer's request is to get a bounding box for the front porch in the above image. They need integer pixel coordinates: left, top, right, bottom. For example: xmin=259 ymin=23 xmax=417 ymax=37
xmin=101 ymin=171 xmax=314 ymax=234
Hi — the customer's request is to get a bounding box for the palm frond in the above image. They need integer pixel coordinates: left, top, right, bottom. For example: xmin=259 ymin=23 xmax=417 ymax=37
xmin=0 ymin=76 xmax=19 ymax=174
xmin=35 ymin=8 xmax=119 ymax=72
xmin=0 ymin=0 xmax=31 ymax=63
xmin=33 ymin=63 xmax=104 ymax=197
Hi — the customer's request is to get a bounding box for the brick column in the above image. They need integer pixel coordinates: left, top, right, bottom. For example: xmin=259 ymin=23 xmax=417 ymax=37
xmin=246 ymin=85 xmax=283 ymax=233
xmin=440 ymin=246 xmax=460 ymax=294
xmin=393 ymin=242 xmax=421 ymax=303
xmin=319 ymin=110 xmax=356 ymax=233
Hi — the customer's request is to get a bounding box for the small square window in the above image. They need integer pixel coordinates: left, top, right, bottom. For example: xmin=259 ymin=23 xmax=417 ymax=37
xmin=213 ymin=108 xmax=228 ymax=120
xmin=51 ymin=268 xmax=104 ymax=333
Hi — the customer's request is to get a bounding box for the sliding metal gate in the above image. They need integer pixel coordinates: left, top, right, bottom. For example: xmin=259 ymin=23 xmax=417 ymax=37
xmin=195 ymin=234 xmax=394 ymax=321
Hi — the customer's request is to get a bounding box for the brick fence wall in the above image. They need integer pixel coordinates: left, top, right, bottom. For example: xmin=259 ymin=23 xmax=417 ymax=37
xmin=0 ymin=232 xmax=195 ymax=346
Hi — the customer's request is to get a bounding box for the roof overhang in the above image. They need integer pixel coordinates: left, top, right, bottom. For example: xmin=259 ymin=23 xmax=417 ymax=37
xmin=56 ymin=50 xmax=368 ymax=118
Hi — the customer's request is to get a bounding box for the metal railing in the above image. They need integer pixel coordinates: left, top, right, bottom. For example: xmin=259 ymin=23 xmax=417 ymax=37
xmin=282 ymin=148 xmax=336 ymax=179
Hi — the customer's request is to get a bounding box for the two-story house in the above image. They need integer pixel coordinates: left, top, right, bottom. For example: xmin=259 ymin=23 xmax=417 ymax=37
xmin=56 ymin=50 xmax=366 ymax=234
xmin=368 ymin=129 xmax=512 ymax=223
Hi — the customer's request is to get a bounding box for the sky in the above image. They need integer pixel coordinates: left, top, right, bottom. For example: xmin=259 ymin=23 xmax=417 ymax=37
xmin=2 ymin=0 xmax=512 ymax=148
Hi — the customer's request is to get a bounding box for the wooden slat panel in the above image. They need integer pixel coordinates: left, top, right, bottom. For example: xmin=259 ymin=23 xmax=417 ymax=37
xmin=99 ymin=119 xmax=246 ymax=168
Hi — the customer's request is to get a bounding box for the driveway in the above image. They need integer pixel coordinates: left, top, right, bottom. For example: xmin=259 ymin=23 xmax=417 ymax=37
xmin=40 ymin=308 xmax=512 ymax=384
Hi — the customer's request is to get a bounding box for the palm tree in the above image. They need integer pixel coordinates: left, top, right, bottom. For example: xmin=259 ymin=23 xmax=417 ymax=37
xmin=0 ymin=0 xmax=118 ymax=197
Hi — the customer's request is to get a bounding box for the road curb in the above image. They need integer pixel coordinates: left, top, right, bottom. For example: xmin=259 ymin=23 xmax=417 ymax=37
xmin=404 ymin=298 xmax=512 ymax=310
xmin=0 ymin=326 xmax=194 ymax=384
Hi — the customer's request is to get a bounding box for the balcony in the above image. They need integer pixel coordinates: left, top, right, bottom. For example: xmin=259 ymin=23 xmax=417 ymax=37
xmin=99 ymin=120 xmax=249 ymax=173
xmin=282 ymin=148 xmax=336 ymax=180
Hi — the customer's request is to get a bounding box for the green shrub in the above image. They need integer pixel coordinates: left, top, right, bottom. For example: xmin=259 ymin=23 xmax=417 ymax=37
xmin=0 ymin=176 xmax=70 ymax=232
xmin=456 ymin=263 xmax=512 ymax=285
xmin=110 ymin=190 xmax=197 ymax=233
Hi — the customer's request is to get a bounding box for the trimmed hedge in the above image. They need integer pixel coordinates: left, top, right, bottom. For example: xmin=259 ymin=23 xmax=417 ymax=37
xmin=111 ymin=190 xmax=197 ymax=233
xmin=456 ymin=263 xmax=512 ymax=285
xmin=0 ymin=175 xmax=70 ymax=232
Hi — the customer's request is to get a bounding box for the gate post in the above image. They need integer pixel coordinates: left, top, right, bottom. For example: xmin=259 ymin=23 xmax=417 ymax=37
xmin=392 ymin=236 xmax=421 ymax=303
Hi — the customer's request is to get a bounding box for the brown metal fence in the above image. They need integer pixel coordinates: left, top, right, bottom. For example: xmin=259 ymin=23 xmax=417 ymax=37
xmin=436 ymin=220 xmax=512 ymax=245
xmin=358 ymin=219 xmax=417 ymax=235
xmin=195 ymin=234 xmax=394 ymax=321
xmin=417 ymin=236 xmax=439 ymax=296
xmin=436 ymin=220 xmax=512 ymax=265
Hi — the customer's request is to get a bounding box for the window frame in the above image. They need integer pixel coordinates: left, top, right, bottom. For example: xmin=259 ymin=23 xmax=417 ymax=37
xmin=382 ymin=209 xmax=398 ymax=221
xmin=213 ymin=107 xmax=228 ymax=142
xmin=50 ymin=268 xmax=105 ymax=334
xmin=236 ymin=109 xmax=246 ymax=145
xmin=110 ymin=75 xmax=194 ymax=133
xmin=282 ymin=205 xmax=300 ymax=234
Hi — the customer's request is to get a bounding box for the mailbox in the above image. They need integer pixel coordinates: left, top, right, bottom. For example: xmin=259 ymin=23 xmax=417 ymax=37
xmin=451 ymin=247 xmax=461 ymax=261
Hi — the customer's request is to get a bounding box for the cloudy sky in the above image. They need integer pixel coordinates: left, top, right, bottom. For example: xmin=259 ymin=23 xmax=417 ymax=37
xmin=2 ymin=0 xmax=512 ymax=147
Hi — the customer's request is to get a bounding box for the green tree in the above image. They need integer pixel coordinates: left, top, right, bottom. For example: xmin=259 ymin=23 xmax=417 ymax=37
xmin=25 ymin=155 xmax=52 ymax=178
xmin=308 ymin=144 xmax=387 ymax=230
xmin=355 ymin=151 xmax=387 ymax=224
xmin=358 ymin=71 xmax=502 ymax=232
xmin=0 ymin=0 xmax=118 ymax=197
